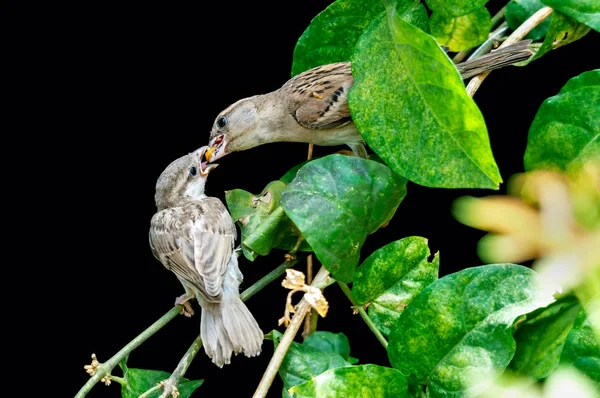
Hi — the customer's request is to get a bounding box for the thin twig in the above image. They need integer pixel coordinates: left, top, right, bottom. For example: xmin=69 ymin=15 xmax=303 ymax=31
xmin=139 ymin=384 xmax=162 ymax=398
xmin=158 ymin=335 xmax=204 ymax=398
xmin=453 ymin=7 xmax=507 ymax=63
xmin=253 ymin=266 xmax=331 ymax=398
xmin=302 ymin=255 xmax=315 ymax=339
xmin=76 ymin=306 xmax=183 ymax=398
xmin=77 ymin=256 xmax=300 ymax=398
xmin=466 ymin=7 xmax=553 ymax=97
xmin=337 ymin=281 xmax=388 ymax=349
xmin=467 ymin=23 xmax=509 ymax=61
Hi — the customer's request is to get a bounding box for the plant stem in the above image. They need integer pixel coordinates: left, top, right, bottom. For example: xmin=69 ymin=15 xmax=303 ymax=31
xmin=466 ymin=6 xmax=553 ymax=97
xmin=490 ymin=6 xmax=506 ymax=29
xmin=77 ymin=257 xmax=299 ymax=398
xmin=253 ymin=266 xmax=331 ymax=398
xmin=75 ymin=306 xmax=183 ymax=398
xmin=467 ymin=23 xmax=509 ymax=61
xmin=302 ymin=255 xmax=314 ymax=339
xmin=453 ymin=7 xmax=506 ymax=63
xmin=157 ymin=335 xmax=203 ymax=398
xmin=337 ymin=281 xmax=388 ymax=349
xmin=139 ymin=384 xmax=162 ymax=398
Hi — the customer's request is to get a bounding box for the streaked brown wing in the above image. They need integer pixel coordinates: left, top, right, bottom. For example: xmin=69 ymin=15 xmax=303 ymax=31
xmin=285 ymin=62 xmax=354 ymax=129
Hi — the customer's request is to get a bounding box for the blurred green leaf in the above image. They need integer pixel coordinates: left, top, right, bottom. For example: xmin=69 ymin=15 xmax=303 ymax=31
xmin=541 ymin=0 xmax=600 ymax=32
xmin=525 ymin=11 xmax=591 ymax=64
xmin=119 ymin=363 xmax=203 ymax=398
xmin=349 ymin=10 xmax=501 ymax=189
xmin=524 ymin=69 xmax=600 ymax=174
xmin=561 ymin=310 xmax=600 ymax=383
xmin=291 ymin=0 xmax=428 ymax=76
xmin=289 ymin=364 xmax=411 ymax=397
xmin=281 ymin=155 xmax=407 ymax=282
xmin=268 ymin=330 xmax=352 ymax=397
xmin=506 ymin=0 xmax=552 ymax=40
xmin=430 ymin=7 xmax=491 ymax=51
xmin=388 ymin=264 xmax=556 ymax=397
xmin=425 ymin=0 xmax=488 ymax=17
xmin=352 ymin=237 xmax=439 ymax=336
xmin=226 ymin=181 xmax=311 ymax=261
xmin=510 ymin=295 xmax=581 ymax=380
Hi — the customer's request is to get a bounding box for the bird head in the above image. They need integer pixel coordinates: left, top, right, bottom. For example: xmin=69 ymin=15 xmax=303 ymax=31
xmin=206 ymin=96 xmax=262 ymax=162
xmin=154 ymin=146 xmax=219 ymax=210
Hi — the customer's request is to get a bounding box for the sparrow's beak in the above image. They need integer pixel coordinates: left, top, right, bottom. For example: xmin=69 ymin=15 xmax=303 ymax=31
xmin=206 ymin=134 xmax=228 ymax=163
xmin=194 ymin=146 xmax=219 ymax=176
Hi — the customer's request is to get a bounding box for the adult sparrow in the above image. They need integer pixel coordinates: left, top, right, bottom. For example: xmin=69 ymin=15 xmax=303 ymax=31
xmin=149 ymin=147 xmax=263 ymax=367
xmin=206 ymin=40 xmax=532 ymax=161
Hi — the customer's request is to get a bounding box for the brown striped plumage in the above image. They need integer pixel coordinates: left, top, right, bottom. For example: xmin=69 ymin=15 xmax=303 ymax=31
xmin=206 ymin=41 xmax=532 ymax=162
xmin=149 ymin=147 xmax=263 ymax=367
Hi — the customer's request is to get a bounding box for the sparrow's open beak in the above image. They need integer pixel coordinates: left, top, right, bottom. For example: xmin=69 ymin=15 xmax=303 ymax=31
xmin=194 ymin=146 xmax=219 ymax=176
xmin=206 ymin=134 xmax=228 ymax=163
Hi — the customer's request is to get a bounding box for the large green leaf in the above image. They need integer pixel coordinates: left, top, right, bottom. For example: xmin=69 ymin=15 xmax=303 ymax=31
xmin=226 ymin=181 xmax=310 ymax=261
xmin=267 ymin=330 xmax=352 ymax=396
xmin=281 ymin=155 xmax=407 ymax=282
xmin=430 ymin=7 xmax=491 ymax=52
xmin=388 ymin=264 xmax=557 ymax=397
xmin=349 ymin=10 xmax=501 ymax=189
xmin=291 ymin=0 xmax=428 ymax=76
xmin=505 ymin=0 xmax=552 ymax=40
xmin=561 ymin=310 xmax=600 ymax=383
xmin=509 ymin=295 xmax=581 ymax=380
xmin=289 ymin=365 xmax=411 ymax=398
xmin=524 ymin=69 xmax=600 ymax=174
xmin=352 ymin=237 xmax=439 ymax=336
xmin=541 ymin=0 xmax=600 ymax=32
xmin=526 ymin=11 xmax=591 ymax=64
xmin=119 ymin=362 xmax=203 ymax=398
xmin=425 ymin=0 xmax=488 ymax=17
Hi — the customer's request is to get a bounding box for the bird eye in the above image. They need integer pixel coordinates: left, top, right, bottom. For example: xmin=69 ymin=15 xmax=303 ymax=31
xmin=216 ymin=116 xmax=228 ymax=129
xmin=189 ymin=166 xmax=197 ymax=176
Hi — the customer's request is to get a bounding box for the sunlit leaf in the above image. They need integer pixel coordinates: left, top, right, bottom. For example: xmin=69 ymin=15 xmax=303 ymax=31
xmin=289 ymin=365 xmax=411 ymax=397
xmin=349 ymin=10 xmax=501 ymax=188
xmin=524 ymin=69 xmax=599 ymax=174
xmin=541 ymin=0 xmax=600 ymax=32
xmin=425 ymin=0 xmax=488 ymax=17
xmin=352 ymin=237 xmax=439 ymax=336
xmin=430 ymin=7 xmax=491 ymax=51
xmin=281 ymin=155 xmax=407 ymax=282
xmin=388 ymin=264 xmax=556 ymax=397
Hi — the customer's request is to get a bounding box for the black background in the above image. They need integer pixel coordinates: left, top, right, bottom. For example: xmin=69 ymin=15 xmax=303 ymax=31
xmin=25 ymin=0 xmax=597 ymax=396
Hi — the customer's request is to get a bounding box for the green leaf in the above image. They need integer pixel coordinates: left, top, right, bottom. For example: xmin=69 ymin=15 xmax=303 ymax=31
xmin=120 ymin=366 xmax=203 ymax=398
xmin=430 ymin=7 xmax=491 ymax=52
xmin=289 ymin=364 xmax=411 ymax=398
xmin=561 ymin=310 xmax=600 ymax=383
xmin=268 ymin=330 xmax=352 ymax=395
xmin=425 ymin=0 xmax=488 ymax=17
xmin=541 ymin=0 xmax=600 ymax=32
xmin=281 ymin=155 xmax=407 ymax=282
xmin=509 ymin=295 xmax=581 ymax=380
xmin=524 ymin=69 xmax=600 ymax=174
xmin=388 ymin=264 xmax=557 ymax=397
xmin=226 ymin=181 xmax=310 ymax=261
xmin=352 ymin=237 xmax=439 ymax=336
xmin=506 ymin=0 xmax=552 ymax=40
xmin=303 ymin=331 xmax=353 ymax=362
xmin=526 ymin=11 xmax=591 ymax=64
xmin=349 ymin=10 xmax=502 ymax=189
xmin=291 ymin=0 xmax=429 ymax=76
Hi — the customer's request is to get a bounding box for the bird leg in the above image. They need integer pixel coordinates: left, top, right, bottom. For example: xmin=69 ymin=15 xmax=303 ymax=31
xmin=175 ymin=293 xmax=195 ymax=317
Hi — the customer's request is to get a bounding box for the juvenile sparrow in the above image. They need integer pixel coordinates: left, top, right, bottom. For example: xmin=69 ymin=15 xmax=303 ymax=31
xmin=206 ymin=40 xmax=532 ymax=161
xmin=149 ymin=147 xmax=263 ymax=367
